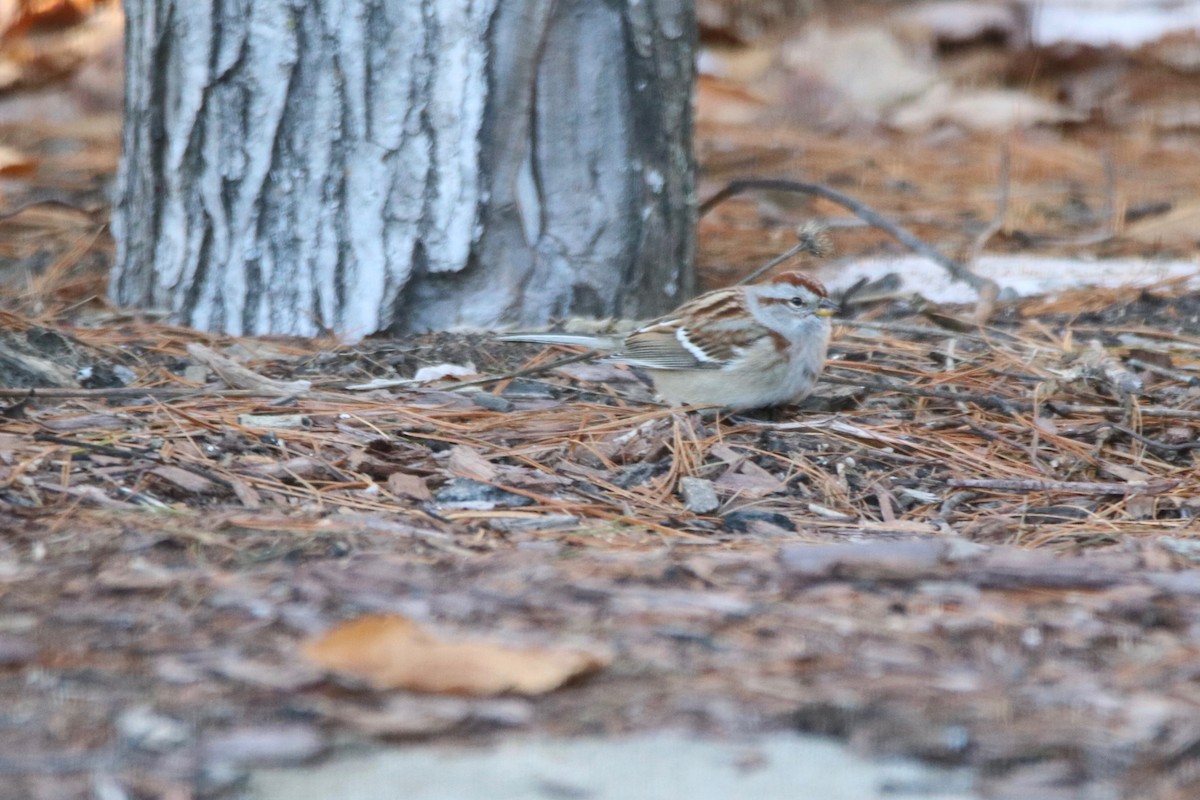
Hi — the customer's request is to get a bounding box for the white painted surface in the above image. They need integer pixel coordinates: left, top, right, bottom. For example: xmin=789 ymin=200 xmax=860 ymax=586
xmin=249 ymin=732 xmax=978 ymax=800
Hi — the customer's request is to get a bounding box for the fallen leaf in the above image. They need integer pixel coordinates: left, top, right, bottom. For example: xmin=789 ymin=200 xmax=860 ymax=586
xmin=1101 ymin=462 xmax=1154 ymax=483
xmin=387 ymin=472 xmax=432 ymax=501
xmin=714 ymin=460 xmax=785 ymax=498
xmin=149 ymin=465 xmax=218 ymax=495
xmin=446 ymin=444 xmax=497 ymax=482
xmin=303 ymin=614 xmax=608 ymax=696
xmin=0 ymin=1 xmax=123 ymax=92
xmin=1125 ymin=197 xmax=1200 ymax=246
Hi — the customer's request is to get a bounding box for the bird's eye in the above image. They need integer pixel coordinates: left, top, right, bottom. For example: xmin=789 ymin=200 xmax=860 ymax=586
xmin=788 ymin=296 xmax=806 ymax=307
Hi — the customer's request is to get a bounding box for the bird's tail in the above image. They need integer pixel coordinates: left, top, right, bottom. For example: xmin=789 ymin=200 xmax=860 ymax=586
xmin=494 ymin=332 xmax=616 ymax=350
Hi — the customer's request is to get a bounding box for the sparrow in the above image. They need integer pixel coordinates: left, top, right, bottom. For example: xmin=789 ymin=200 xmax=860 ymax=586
xmin=498 ymin=271 xmax=837 ymax=409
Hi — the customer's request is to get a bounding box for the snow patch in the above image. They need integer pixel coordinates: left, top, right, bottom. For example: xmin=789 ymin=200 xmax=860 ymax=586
xmin=818 ymin=255 xmax=1200 ymax=306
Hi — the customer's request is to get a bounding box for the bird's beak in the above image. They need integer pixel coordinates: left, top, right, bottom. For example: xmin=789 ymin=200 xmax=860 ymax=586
xmin=816 ymin=298 xmax=838 ymax=317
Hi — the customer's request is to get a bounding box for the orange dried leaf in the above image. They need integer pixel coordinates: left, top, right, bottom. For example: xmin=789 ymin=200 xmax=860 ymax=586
xmin=0 ymin=1 xmax=17 ymax=39
xmin=303 ymin=614 xmax=608 ymax=696
xmin=19 ymin=0 xmax=99 ymax=31
xmin=0 ymin=144 xmax=35 ymax=176
xmin=0 ymin=0 xmax=121 ymax=91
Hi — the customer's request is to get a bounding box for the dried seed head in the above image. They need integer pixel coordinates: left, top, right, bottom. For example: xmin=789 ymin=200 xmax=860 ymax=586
xmin=795 ymin=221 xmax=833 ymax=259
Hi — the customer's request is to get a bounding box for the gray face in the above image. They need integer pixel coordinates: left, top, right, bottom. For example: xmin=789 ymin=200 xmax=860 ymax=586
xmin=751 ymin=285 xmax=832 ymax=338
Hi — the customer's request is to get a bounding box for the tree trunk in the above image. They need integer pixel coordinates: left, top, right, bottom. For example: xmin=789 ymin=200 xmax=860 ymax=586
xmin=112 ymin=0 xmax=695 ymax=338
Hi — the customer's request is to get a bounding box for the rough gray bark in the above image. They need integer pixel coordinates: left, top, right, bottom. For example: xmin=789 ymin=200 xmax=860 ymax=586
xmin=112 ymin=0 xmax=695 ymax=338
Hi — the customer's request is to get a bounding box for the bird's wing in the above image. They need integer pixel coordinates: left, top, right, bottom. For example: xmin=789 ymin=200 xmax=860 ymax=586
xmin=614 ymin=320 xmax=740 ymax=370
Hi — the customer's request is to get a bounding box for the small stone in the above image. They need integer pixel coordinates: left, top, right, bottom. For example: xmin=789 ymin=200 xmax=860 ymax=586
xmin=203 ymin=724 xmax=325 ymax=768
xmin=723 ymin=509 xmax=795 ymax=533
xmin=435 ymin=478 xmax=533 ymax=509
xmin=679 ymin=477 xmax=719 ymax=514
xmin=468 ymin=391 xmax=514 ymax=412
xmin=117 ymin=706 xmax=190 ymax=752
xmin=1159 ymin=537 xmax=1200 ymax=563
xmin=113 ymin=365 xmax=138 ymax=385
xmin=0 ymin=635 xmax=36 ymax=665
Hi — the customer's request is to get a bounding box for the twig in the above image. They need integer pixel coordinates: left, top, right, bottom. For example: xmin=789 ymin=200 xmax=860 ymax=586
xmin=838 ymin=319 xmax=986 ymax=342
xmin=967 ymin=144 xmax=1010 ymax=264
xmin=1043 ymin=402 xmax=1200 ymax=422
xmin=1102 ymin=141 xmax=1119 ymax=237
xmin=187 ymin=343 xmax=312 ymax=395
xmin=33 ymin=431 xmax=235 ymax=491
xmin=1071 ymin=422 xmax=1200 ymax=453
xmin=962 ymin=420 xmax=1051 ymax=476
xmin=0 ymin=198 xmax=106 ymax=225
xmin=699 ymin=177 xmax=996 ymax=294
xmin=33 ymin=431 xmax=156 ymax=461
xmin=0 ymin=386 xmax=275 ymax=400
xmin=1127 ymin=358 xmax=1200 ymax=387
xmin=946 ymin=478 xmax=1179 ymax=494
xmin=0 ymin=386 xmax=366 ymax=403
xmin=736 ymin=222 xmax=831 ymax=286
xmin=445 ymin=350 xmax=599 ymax=392
xmin=735 ymin=240 xmax=809 ymax=287
xmin=821 ymin=373 xmax=1024 ymax=413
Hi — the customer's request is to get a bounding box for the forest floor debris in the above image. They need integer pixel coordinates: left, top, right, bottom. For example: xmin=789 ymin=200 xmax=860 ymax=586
xmin=0 ymin=278 xmax=1199 ymax=798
